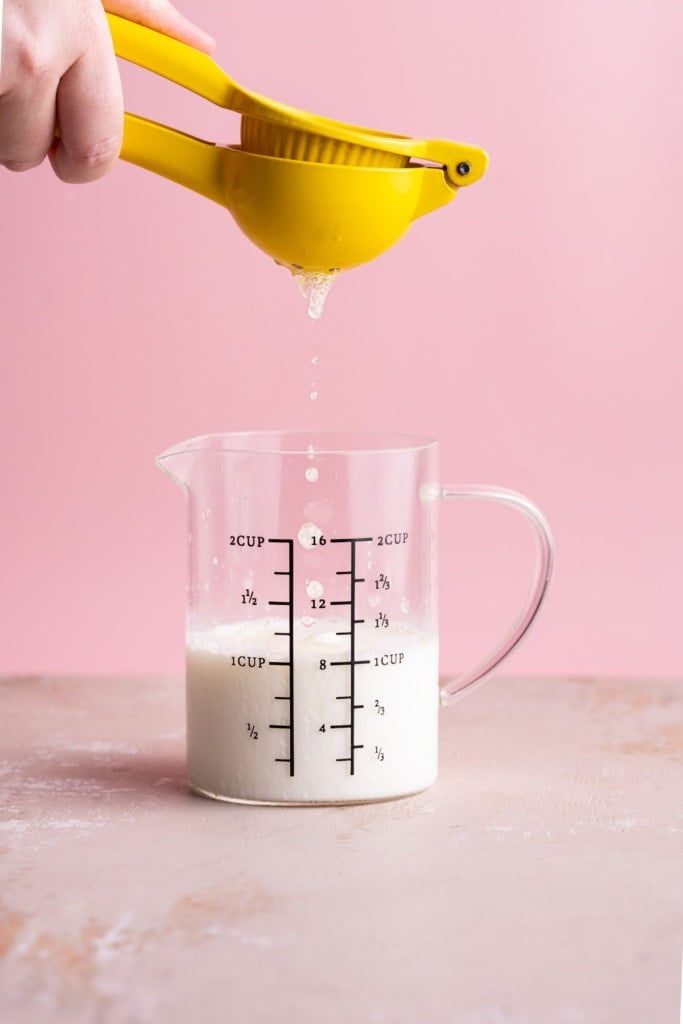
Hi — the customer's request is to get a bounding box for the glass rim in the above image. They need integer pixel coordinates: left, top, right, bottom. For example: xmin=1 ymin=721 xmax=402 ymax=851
xmin=156 ymin=430 xmax=438 ymax=462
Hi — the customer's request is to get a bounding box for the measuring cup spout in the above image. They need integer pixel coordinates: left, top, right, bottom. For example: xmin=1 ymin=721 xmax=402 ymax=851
xmin=155 ymin=437 xmax=206 ymax=491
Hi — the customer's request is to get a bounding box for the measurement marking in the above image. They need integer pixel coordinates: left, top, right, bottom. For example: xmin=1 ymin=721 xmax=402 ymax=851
xmin=328 ymin=536 xmax=374 ymax=775
xmin=353 ymin=744 xmax=364 ymax=750
xmin=331 ymin=538 xmax=373 ymax=544
xmin=330 ymin=723 xmax=351 ymax=729
xmin=269 ymin=538 xmax=295 ymax=776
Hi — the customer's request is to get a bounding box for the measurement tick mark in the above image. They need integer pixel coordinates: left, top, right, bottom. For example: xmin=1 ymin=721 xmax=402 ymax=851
xmin=269 ymin=538 xmax=295 ymax=777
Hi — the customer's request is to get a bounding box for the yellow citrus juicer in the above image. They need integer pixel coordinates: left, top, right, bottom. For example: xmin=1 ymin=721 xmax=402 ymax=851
xmin=108 ymin=13 xmax=488 ymax=273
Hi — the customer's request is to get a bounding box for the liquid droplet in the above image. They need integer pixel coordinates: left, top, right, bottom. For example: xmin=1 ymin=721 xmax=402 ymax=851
xmin=298 ymin=522 xmax=323 ymax=549
xmin=292 ymin=270 xmax=340 ymax=319
xmin=307 ymin=444 xmax=316 ymax=459
xmin=306 ymin=580 xmax=324 ymax=599
xmin=310 ymin=391 xmax=318 ymax=401
xmin=305 ymin=467 xmax=319 ymax=482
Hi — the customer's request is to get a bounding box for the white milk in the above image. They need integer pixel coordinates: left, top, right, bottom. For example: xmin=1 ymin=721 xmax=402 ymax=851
xmin=186 ymin=619 xmax=439 ymax=804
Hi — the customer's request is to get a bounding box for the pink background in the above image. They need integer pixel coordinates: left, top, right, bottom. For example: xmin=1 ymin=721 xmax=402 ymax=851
xmin=1 ymin=0 xmax=681 ymax=679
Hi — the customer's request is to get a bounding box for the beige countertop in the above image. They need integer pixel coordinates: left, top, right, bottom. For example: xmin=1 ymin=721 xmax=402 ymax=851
xmin=0 ymin=673 xmax=681 ymax=1023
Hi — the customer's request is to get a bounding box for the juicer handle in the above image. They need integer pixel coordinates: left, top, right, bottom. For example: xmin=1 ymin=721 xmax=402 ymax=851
xmin=107 ymin=12 xmax=490 ymax=181
xmin=119 ymin=113 xmax=227 ymax=207
xmin=436 ymin=485 xmax=554 ymax=705
xmin=107 ymin=12 xmax=244 ymax=108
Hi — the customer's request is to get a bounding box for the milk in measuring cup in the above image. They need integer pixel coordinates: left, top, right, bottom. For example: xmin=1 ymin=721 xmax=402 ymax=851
xmin=186 ymin=618 xmax=439 ymax=804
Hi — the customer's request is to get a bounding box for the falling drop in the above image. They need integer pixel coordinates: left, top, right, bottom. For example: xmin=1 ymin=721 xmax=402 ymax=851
xmin=292 ymin=269 xmax=340 ymax=319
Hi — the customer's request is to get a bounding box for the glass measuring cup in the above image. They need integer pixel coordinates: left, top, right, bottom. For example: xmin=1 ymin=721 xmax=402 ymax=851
xmin=157 ymin=431 xmax=554 ymax=805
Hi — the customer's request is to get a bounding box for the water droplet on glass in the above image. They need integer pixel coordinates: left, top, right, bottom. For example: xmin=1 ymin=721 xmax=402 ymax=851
xmin=300 ymin=615 xmax=315 ymax=629
xmin=305 ymin=467 xmax=319 ymax=482
xmin=307 ymin=445 xmax=316 ymax=459
xmin=212 ymin=556 xmax=219 ymax=566
xmin=310 ymin=391 xmax=318 ymax=401
xmin=306 ymin=580 xmax=324 ymax=599
xmin=298 ymin=522 xmax=323 ymax=549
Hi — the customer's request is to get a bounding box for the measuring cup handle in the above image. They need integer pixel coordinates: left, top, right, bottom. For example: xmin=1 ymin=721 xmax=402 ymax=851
xmin=436 ymin=485 xmax=554 ymax=705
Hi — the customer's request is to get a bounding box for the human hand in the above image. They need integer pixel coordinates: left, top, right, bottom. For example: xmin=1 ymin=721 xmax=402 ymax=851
xmin=0 ymin=0 xmax=215 ymax=183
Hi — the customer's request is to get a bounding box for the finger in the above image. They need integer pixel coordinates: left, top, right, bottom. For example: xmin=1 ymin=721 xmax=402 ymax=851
xmin=0 ymin=75 xmax=59 ymax=172
xmin=104 ymin=0 xmax=216 ymax=54
xmin=49 ymin=22 xmax=124 ymax=183
xmin=0 ymin=8 xmax=61 ymax=171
